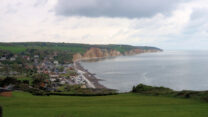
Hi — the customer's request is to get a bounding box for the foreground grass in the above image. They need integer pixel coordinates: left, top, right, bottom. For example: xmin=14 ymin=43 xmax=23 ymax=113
xmin=0 ymin=92 xmax=208 ymax=117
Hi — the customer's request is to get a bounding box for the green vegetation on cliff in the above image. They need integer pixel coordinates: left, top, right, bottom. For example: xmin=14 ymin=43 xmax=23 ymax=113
xmin=0 ymin=42 xmax=162 ymax=54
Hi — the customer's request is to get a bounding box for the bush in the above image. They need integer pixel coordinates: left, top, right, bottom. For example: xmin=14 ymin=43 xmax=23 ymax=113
xmin=15 ymin=83 xmax=29 ymax=91
xmin=132 ymin=84 xmax=208 ymax=102
xmin=28 ymin=88 xmax=49 ymax=96
xmin=0 ymin=77 xmax=18 ymax=87
xmin=203 ymin=96 xmax=208 ymax=102
xmin=22 ymin=80 xmax=29 ymax=85
xmin=132 ymin=84 xmax=173 ymax=95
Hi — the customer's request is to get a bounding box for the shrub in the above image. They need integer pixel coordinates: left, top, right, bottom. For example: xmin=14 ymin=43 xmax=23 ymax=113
xmin=132 ymin=84 xmax=173 ymax=95
xmin=132 ymin=84 xmax=208 ymax=102
xmin=22 ymin=80 xmax=29 ymax=85
xmin=0 ymin=77 xmax=18 ymax=87
xmin=28 ymin=88 xmax=49 ymax=96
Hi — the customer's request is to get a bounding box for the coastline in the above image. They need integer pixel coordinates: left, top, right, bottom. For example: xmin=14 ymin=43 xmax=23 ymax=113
xmin=74 ymin=61 xmax=106 ymax=89
xmin=73 ymin=51 xmax=162 ymax=89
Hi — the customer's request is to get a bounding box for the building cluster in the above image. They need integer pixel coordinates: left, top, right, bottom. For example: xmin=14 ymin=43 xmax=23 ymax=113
xmin=0 ymin=52 xmax=89 ymax=90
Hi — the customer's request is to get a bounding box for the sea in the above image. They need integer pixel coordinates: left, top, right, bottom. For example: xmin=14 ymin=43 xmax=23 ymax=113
xmin=80 ymin=51 xmax=208 ymax=92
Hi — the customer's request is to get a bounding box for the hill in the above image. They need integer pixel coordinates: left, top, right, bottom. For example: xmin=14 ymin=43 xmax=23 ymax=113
xmin=0 ymin=42 xmax=162 ymax=54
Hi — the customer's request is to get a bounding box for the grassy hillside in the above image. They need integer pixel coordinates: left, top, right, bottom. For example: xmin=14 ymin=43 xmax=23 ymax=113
xmin=0 ymin=45 xmax=27 ymax=53
xmin=0 ymin=42 xmax=162 ymax=54
xmin=0 ymin=91 xmax=208 ymax=117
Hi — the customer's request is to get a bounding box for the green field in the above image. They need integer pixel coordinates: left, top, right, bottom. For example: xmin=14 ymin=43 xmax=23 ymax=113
xmin=0 ymin=92 xmax=208 ymax=117
xmin=0 ymin=45 xmax=27 ymax=53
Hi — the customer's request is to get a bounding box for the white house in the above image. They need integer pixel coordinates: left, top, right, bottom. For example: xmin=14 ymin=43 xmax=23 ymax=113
xmin=53 ymin=61 xmax=59 ymax=65
xmin=34 ymin=55 xmax=39 ymax=58
xmin=60 ymin=80 xmax=66 ymax=85
xmin=0 ymin=57 xmax=6 ymax=61
xmin=10 ymin=57 xmax=16 ymax=61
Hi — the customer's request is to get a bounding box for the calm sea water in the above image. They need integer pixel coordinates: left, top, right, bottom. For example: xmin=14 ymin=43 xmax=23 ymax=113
xmin=80 ymin=51 xmax=208 ymax=92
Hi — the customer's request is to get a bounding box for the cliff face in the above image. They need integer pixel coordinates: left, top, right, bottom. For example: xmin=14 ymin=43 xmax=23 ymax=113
xmin=73 ymin=53 xmax=82 ymax=61
xmin=83 ymin=47 xmax=104 ymax=58
xmin=73 ymin=48 xmax=121 ymax=61
xmin=73 ymin=47 xmax=160 ymax=62
xmin=124 ymin=49 xmax=144 ymax=55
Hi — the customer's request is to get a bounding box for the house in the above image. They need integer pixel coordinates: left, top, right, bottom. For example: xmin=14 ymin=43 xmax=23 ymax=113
xmin=0 ymin=57 xmax=6 ymax=61
xmin=50 ymin=74 xmax=59 ymax=78
xmin=9 ymin=71 xmax=18 ymax=75
xmin=37 ymin=70 xmax=42 ymax=73
xmin=10 ymin=57 xmax=16 ymax=61
xmin=53 ymin=61 xmax=59 ymax=65
xmin=25 ymin=56 xmax=30 ymax=61
xmin=43 ymin=70 xmax=49 ymax=74
xmin=81 ymin=85 xmax=87 ymax=89
xmin=60 ymin=80 xmax=66 ymax=85
xmin=25 ymin=65 xmax=33 ymax=69
xmin=40 ymin=82 xmax=46 ymax=88
xmin=34 ymin=55 xmax=39 ymax=58
xmin=49 ymin=56 xmax=54 ymax=60
xmin=41 ymin=63 xmax=46 ymax=67
xmin=53 ymin=52 xmax=58 ymax=56
xmin=50 ymin=78 xmax=56 ymax=82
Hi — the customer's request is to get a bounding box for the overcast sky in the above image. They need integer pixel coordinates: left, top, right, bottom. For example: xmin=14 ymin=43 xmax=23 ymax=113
xmin=0 ymin=0 xmax=208 ymax=50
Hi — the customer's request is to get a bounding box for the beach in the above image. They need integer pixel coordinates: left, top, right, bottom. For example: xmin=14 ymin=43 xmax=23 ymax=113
xmin=74 ymin=61 xmax=106 ymax=89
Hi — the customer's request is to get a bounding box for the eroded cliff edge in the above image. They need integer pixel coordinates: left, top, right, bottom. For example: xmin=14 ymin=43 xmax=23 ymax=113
xmin=73 ymin=47 xmax=162 ymax=62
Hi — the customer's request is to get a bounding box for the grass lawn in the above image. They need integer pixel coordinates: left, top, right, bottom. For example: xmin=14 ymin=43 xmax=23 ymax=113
xmin=0 ymin=91 xmax=208 ymax=117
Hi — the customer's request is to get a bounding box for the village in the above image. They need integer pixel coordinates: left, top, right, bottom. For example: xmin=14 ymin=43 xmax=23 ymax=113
xmin=0 ymin=49 xmax=93 ymax=95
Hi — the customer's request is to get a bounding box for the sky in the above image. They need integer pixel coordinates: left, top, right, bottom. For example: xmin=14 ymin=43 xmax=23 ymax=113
xmin=0 ymin=0 xmax=208 ymax=50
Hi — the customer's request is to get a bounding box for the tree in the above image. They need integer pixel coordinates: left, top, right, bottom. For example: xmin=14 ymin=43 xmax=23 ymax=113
xmin=0 ymin=77 xmax=18 ymax=87
xmin=32 ymin=73 xmax=49 ymax=89
xmin=22 ymin=80 xmax=29 ymax=85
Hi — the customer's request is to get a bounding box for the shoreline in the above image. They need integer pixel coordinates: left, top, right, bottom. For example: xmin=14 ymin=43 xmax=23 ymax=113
xmin=73 ymin=51 xmax=162 ymax=89
xmin=74 ymin=61 xmax=107 ymax=89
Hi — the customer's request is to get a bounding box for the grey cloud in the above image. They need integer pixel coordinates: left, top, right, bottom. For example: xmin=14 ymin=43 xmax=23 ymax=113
xmin=55 ymin=0 xmax=184 ymax=18
xmin=191 ymin=8 xmax=208 ymax=21
xmin=33 ymin=0 xmax=48 ymax=7
xmin=184 ymin=8 xmax=208 ymax=34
